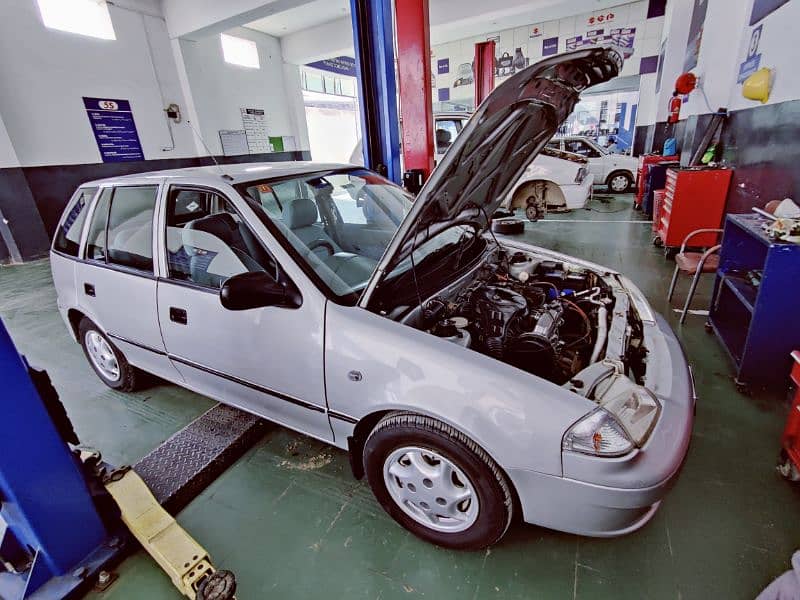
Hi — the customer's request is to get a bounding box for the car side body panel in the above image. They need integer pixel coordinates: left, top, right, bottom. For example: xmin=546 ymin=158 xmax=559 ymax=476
xmin=323 ymin=300 xmax=594 ymax=477
xmin=502 ymin=153 xmax=594 ymax=210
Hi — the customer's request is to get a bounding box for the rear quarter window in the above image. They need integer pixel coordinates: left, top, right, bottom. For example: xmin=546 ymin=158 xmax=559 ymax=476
xmin=53 ymin=187 xmax=98 ymax=256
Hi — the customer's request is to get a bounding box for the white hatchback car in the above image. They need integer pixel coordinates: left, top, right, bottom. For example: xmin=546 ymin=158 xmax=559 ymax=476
xmin=51 ymin=48 xmax=693 ymax=550
xmin=548 ymin=135 xmax=639 ymax=193
xmin=435 ymin=112 xmax=594 ymax=216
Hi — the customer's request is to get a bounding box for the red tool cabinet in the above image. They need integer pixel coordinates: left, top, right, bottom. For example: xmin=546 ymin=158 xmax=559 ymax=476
xmin=657 ymin=167 xmax=733 ymax=250
xmin=652 ymin=189 xmax=666 ymax=236
xmin=779 ymin=352 xmax=800 ymax=480
xmin=635 ymin=154 xmax=678 ymax=207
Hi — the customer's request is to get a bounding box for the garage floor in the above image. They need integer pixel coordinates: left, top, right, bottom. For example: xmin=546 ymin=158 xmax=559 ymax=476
xmin=3 ymin=193 xmax=799 ymax=599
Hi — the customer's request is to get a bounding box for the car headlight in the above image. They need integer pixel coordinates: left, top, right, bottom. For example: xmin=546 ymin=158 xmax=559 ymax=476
xmin=563 ymin=374 xmax=662 ymax=457
xmin=574 ymin=167 xmax=587 ymax=183
xmin=562 ymin=408 xmax=634 ymax=456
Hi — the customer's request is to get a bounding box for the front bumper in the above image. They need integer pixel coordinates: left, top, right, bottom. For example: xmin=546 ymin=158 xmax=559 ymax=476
xmin=508 ymin=312 xmax=694 ymax=537
xmin=562 ymin=174 xmax=594 ymax=210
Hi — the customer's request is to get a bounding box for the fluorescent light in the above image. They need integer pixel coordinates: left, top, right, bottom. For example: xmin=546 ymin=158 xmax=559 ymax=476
xmin=221 ymin=34 xmax=260 ymax=69
xmin=36 ymin=0 xmax=116 ymax=40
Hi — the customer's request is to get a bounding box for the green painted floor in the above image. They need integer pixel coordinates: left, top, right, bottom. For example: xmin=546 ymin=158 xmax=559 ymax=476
xmin=2 ymin=193 xmax=799 ymax=599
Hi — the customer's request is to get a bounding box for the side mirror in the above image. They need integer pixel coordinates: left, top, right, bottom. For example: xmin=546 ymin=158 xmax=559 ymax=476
xmin=220 ymin=271 xmax=301 ymax=311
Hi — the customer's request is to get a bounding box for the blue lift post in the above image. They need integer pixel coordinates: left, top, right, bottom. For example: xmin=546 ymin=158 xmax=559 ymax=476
xmin=0 ymin=318 xmax=121 ymax=599
xmin=350 ymin=0 xmax=402 ymax=184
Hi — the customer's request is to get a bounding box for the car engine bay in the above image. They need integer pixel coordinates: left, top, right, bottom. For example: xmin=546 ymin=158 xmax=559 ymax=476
xmin=401 ymin=247 xmax=647 ymax=387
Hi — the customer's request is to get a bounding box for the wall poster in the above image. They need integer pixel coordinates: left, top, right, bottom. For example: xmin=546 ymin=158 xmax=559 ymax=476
xmin=240 ymin=107 xmax=272 ymax=154
xmin=83 ymin=97 xmax=144 ymax=163
xmin=683 ymin=0 xmax=708 ymax=72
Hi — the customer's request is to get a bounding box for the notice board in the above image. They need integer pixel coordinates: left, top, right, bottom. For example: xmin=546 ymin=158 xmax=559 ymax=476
xmin=83 ymin=97 xmax=144 ymax=163
xmin=240 ymin=107 xmax=272 ymax=153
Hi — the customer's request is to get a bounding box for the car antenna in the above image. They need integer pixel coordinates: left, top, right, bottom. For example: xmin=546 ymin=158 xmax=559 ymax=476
xmin=186 ymin=120 xmax=234 ymax=181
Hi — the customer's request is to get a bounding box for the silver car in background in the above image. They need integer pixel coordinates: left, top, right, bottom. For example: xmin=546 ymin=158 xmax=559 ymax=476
xmin=50 ymin=48 xmax=693 ymax=550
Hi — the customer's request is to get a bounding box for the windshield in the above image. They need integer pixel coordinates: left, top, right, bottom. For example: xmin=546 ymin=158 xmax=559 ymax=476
xmin=237 ymin=168 xmax=413 ymax=302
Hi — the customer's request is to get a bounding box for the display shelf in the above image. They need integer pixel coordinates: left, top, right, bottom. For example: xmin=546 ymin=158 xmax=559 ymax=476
xmin=709 ymin=214 xmax=800 ymax=387
xmin=719 ymin=275 xmax=756 ymax=313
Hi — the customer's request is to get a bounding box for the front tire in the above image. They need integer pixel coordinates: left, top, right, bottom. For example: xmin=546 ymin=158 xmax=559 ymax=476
xmin=363 ymin=412 xmax=513 ymax=550
xmin=607 ymin=171 xmax=633 ymax=193
xmin=78 ymin=317 xmax=140 ymax=392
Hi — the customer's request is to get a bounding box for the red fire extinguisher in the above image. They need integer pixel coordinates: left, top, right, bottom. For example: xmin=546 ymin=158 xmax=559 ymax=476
xmin=668 ymin=92 xmax=681 ymax=124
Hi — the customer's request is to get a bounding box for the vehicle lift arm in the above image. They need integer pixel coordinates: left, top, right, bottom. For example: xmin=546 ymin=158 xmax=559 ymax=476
xmin=0 ymin=318 xmax=233 ymax=599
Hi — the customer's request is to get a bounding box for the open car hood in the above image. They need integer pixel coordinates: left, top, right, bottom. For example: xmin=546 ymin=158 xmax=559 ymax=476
xmin=360 ymin=47 xmax=623 ymax=306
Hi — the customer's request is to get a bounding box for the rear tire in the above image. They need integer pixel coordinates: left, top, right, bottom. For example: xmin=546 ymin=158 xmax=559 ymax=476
xmin=78 ymin=317 xmax=140 ymax=392
xmin=364 ymin=412 xmax=513 ymax=550
xmin=607 ymin=171 xmax=633 ymax=193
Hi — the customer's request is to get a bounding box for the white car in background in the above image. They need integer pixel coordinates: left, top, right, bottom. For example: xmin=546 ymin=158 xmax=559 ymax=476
xmin=434 ymin=112 xmax=594 ymax=218
xmin=351 ymin=113 xmax=595 ymax=220
xmin=547 ymin=136 xmax=638 ymax=193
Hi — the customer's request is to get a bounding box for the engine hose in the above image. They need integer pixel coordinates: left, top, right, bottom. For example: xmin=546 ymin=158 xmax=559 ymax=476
xmin=486 ymin=337 xmax=504 ymax=359
xmin=590 ymin=305 xmax=608 ymax=363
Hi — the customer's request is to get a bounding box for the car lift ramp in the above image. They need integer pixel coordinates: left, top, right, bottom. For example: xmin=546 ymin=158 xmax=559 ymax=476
xmin=103 ymin=403 xmax=265 ymax=599
xmin=134 ymin=403 xmax=265 ymax=514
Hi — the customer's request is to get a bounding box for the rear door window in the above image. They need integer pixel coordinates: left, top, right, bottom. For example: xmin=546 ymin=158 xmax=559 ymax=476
xmin=53 ymin=186 xmax=98 ymax=256
xmin=85 ymin=188 xmax=112 ymax=261
xmin=106 ymin=186 xmax=158 ymax=272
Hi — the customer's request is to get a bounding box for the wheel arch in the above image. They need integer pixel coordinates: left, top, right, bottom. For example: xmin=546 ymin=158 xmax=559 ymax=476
xmin=346 ymin=408 xmax=523 ymax=513
xmin=67 ymin=308 xmax=87 ymax=341
xmin=509 ymin=179 xmax=566 ymax=211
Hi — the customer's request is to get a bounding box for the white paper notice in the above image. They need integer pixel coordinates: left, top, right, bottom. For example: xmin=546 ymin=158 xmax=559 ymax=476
xmin=240 ymin=107 xmax=273 ymax=153
xmin=218 ymin=129 xmax=249 ymax=156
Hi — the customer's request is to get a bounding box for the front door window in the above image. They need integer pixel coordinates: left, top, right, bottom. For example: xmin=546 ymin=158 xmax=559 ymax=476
xmin=564 ymin=139 xmax=601 ymax=158
xmin=164 ymin=188 xmax=276 ymax=289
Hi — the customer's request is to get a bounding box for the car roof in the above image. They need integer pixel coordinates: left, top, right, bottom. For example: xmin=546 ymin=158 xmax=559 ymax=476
xmin=434 ymin=111 xmax=471 ymax=119
xmin=81 ymin=161 xmax=356 ymax=187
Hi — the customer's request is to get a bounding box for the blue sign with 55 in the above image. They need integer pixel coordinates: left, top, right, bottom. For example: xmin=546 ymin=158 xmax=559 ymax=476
xmin=83 ymin=97 xmax=144 ymax=163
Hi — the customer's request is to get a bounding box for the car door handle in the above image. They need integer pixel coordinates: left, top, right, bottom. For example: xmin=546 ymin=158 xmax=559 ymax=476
xmin=169 ymin=307 xmax=188 ymax=325
xmin=84 ymin=283 xmax=96 ymax=297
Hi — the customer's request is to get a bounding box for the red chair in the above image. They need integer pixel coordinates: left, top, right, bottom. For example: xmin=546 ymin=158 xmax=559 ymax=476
xmin=667 ymin=228 xmax=723 ymax=324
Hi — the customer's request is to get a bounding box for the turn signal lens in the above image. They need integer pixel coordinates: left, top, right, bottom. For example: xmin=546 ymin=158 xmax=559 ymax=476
xmin=562 ymin=408 xmax=634 ymax=457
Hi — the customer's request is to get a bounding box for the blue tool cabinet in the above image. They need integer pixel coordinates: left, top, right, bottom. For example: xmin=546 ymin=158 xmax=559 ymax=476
xmin=708 ymin=214 xmax=800 ymax=389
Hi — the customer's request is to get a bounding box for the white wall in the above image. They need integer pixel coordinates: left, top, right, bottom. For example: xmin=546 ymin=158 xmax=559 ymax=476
xmin=725 ymin=0 xmax=800 ymax=111
xmin=0 ymin=0 xmax=197 ymax=166
xmin=280 ymin=17 xmax=353 ymax=65
xmin=641 ymin=0 xmax=800 ymax=126
xmin=0 ymin=113 xmax=20 ymax=169
xmin=652 ymin=0 xmax=692 ymax=122
xmin=431 ymin=1 xmax=663 ymax=105
xmin=678 ymin=0 xmax=750 ymax=117
xmin=282 ymin=63 xmax=312 ymax=150
xmin=162 ymin=0 xmax=311 ymax=39
xmin=179 ymin=26 xmax=302 ymax=155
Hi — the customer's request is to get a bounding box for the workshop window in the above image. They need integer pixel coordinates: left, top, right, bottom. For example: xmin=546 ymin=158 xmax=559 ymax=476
xmin=221 ymin=34 xmax=260 ymax=69
xmin=36 ymin=0 xmax=116 ymax=40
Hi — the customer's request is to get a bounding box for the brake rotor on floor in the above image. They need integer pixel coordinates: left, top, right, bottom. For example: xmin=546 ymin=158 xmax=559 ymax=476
xmin=491 ymin=218 xmax=525 ymax=235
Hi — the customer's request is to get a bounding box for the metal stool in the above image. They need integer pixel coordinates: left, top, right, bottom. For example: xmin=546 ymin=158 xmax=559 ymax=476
xmin=667 ymin=228 xmax=723 ymax=324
